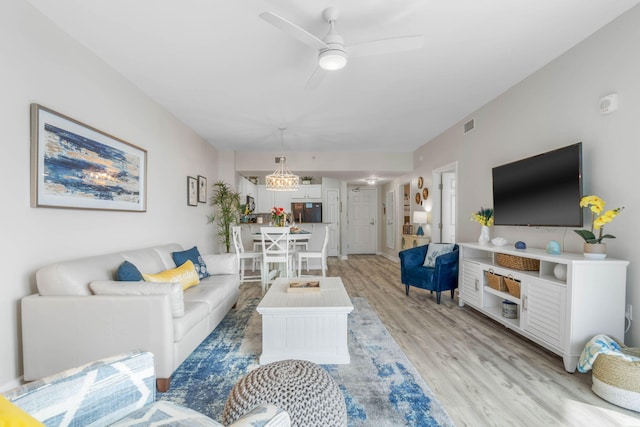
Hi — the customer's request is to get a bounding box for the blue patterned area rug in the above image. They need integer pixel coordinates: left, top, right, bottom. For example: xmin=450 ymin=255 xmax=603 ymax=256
xmin=158 ymin=296 xmax=455 ymax=427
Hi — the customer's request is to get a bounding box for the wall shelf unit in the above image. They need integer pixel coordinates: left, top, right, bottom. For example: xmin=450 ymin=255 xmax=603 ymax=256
xmin=459 ymin=242 xmax=628 ymax=372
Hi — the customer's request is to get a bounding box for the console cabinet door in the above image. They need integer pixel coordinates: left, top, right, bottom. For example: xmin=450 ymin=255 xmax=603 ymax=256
xmin=522 ymin=278 xmax=565 ymax=349
xmin=460 ymin=260 xmax=483 ymax=307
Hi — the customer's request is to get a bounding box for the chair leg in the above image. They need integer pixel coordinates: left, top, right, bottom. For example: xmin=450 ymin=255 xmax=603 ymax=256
xmin=405 ymin=285 xmax=409 ymax=296
xmin=436 ymin=291 xmax=442 ymax=304
xmin=450 ymin=289 xmax=455 ymax=299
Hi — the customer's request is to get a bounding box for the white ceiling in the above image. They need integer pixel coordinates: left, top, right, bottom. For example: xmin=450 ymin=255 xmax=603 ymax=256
xmin=25 ymin=0 xmax=639 ymax=159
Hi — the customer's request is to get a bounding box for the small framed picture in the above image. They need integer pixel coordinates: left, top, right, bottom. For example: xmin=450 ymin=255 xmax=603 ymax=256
xmin=403 ymin=225 xmax=413 ymax=235
xmin=187 ymin=176 xmax=198 ymax=206
xmin=197 ymin=175 xmax=207 ymax=203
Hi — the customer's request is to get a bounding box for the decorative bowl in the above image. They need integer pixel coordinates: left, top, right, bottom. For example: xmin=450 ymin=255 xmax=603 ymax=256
xmin=491 ymin=237 xmax=508 ymax=246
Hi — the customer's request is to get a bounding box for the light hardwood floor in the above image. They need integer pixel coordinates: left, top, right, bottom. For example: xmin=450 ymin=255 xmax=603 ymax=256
xmin=242 ymin=254 xmax=640 ymax=427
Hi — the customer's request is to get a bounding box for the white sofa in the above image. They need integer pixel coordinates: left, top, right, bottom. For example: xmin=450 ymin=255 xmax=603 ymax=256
xmin=21 ymin=243 xmax=240 ymax=391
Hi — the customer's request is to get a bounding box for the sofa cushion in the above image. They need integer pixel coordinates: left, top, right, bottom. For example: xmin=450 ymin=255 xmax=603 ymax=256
xmin=172 ymin=246 xmax=210 ymax=279
xmin=122 ymin=246 xmax=171 ymax=275
xmin=142 ymin=260 xmax=200 ymax=291
xmin=423 ymin=243 xmax=455 ymax=267
xmin=0 ymin=395 xmax=44 ymax=426
xmin=36 ymin=253 xmax=123 ymax=296
xmin=90 ymin=280 xmax=185 ymax=317
xmin=174 ymin=302 xmax=209 ymax=342
xmin=184 ymin=280 xmax=232 ymax=313
xmin=202 ymin=254 xmax=238 ymax=276
xmin=116 ymin=261 xmax=144 ymax=282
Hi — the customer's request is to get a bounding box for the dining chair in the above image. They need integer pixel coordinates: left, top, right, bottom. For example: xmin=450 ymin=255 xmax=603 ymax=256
xmin=260 ymin=227 xmax=294 ymax=290
xmin=232 ymin=226 xmax=261 ymax=283
xmin=297 ymin=226 xmax=329 ymax=277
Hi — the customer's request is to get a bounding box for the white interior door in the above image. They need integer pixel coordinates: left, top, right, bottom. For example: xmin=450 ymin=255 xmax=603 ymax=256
xmin=432 ymin=162 xmax=458 ymax=244
xmin=347 ymin=188 xmax=377 ymax=254
xmin=441 ymin=172 xmax=456 ymax=243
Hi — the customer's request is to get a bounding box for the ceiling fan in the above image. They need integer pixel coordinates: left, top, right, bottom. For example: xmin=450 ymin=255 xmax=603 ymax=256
xmin=259 ymin=7 xmax=424 ymax=89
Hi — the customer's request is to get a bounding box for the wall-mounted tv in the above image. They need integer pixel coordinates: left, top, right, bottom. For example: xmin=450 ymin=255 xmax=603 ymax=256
xmin=492 ymin=142 xmax=583 ymax=227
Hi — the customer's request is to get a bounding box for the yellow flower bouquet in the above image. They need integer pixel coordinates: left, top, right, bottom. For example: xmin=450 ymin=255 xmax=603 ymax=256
xmin=471 ymin=207 xmax=494 ymax=227
xmin=574 ymin=195 xmax=624 ymax=243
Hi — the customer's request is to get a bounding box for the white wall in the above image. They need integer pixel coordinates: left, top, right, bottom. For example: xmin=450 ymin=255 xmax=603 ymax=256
xmin=1 ymin=0 xmax=221 ymax=387
xmin=414 ymin=6 xmax=640 ymax=345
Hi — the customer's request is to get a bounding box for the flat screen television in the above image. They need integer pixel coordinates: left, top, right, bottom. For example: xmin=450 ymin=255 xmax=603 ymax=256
xmin=492 ymin=142 xmax=583 ymax=227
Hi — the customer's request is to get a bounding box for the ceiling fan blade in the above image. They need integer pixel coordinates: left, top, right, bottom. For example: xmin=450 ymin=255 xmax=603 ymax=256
xmin=348 ymin=35 xmax=424 ymax=58
xmin=305 ymin=67 xmax=328 ymax=90
xmin=260 ymin=11 xmax=328 ymax=51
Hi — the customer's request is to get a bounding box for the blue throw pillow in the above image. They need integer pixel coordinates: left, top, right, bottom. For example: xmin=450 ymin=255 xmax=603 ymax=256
xmin=116 ymin=261 xmax=144 ymax=281
xmin=423 ymin=243 xmax=455 ymax=267
xmin=172 ymin=246 xmax=210 ymax=279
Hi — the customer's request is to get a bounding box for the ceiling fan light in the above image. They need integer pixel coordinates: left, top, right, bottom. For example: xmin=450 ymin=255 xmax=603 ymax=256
xmin=318 ymin=49 xmax=347 ymax=70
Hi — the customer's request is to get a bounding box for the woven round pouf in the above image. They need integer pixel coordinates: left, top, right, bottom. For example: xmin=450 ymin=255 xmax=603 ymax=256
xmin=223 ymin=359 xmax=347 ymax=427
xmin=592 ymin=343 xmax=640 ymax=412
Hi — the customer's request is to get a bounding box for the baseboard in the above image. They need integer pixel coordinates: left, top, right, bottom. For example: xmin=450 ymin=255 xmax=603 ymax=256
xmin=0 ymin=375 xmax=23 ymax=393
xmin=379 ymin=252 xmax=399 ymax=263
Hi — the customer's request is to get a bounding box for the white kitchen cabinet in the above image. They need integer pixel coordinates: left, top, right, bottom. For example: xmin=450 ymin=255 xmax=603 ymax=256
xmin=291 ymin=184 xmax=322 ymax=200
xmin=458 ymin=243 xmax=628 ymax=372
xmin=256 ymin=185 xmax=273 ymax=213
xmin=257 ymin=184 xmax=322 ymax=213
xmin=238 ymin=177 xmax=257 ymax=202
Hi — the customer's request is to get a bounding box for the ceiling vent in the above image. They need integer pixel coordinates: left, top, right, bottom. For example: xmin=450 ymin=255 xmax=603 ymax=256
xmin=275 ymin=156 xmax=286 ymax=163
xmin=464 ymin=118 xmax=475 ymax=134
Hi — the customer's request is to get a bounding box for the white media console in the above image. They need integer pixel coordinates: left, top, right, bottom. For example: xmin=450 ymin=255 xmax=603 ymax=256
xmin=458 ymin=242 xmax=628 ymax=372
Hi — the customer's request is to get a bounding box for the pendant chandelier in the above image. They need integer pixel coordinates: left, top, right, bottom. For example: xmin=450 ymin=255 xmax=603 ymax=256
xmin=265 ymin=128 xmax=299 ymax=192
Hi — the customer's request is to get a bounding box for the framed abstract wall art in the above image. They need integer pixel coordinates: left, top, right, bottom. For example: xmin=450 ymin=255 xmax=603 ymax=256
xmin=30 ymin=104 xmax=147 ymax=212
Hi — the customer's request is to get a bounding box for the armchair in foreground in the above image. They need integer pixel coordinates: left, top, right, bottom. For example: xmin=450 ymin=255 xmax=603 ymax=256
xmin=399 ymin=243 xmax=459 ymax=304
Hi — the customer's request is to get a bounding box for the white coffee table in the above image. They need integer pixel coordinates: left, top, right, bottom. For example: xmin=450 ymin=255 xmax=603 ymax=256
xmin=257 ymin=276 xmax=354 ymax=365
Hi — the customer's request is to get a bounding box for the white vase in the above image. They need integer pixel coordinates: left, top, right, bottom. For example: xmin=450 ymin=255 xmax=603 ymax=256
xmin=478 ymin=225 xmax=490 ymax=245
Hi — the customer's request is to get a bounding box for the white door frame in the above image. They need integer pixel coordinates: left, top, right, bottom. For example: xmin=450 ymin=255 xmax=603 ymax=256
xmin=431 ymin=161 xmax=458 ymax=243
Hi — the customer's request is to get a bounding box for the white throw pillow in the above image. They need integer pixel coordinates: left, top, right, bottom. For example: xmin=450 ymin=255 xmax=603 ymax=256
xmin=90 ymin=280 xmax=184 ymax=317
xmin=423 ymin=244 xmax=455 ymax=267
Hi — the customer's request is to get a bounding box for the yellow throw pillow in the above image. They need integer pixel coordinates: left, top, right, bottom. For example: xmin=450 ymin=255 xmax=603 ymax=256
xmin=143 ymin=260 xmax=200 ymax=291
xmin=0 ymin=395 xmax=44 ymax=426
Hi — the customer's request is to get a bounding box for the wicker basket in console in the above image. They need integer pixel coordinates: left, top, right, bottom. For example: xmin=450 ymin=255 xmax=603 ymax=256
xmin=496 ymin=253 xmax=540 ymax=271
xmin=484 ymin=270 xmax=507 ymax=292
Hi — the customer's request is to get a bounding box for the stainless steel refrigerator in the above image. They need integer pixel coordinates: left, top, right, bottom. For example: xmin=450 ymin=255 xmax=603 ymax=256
xmin=291 ymin=202 xmax=322 ymax=223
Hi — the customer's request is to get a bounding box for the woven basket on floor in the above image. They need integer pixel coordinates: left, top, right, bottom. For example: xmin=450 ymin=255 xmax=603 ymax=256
xmin=484 ymin=270 xmax=507 ymax=292
xmin=592 ymin=339 xmax=640 ymax=412
xmin=503 ymin=275 xmax=521 ymax=298
xmin=496 ymin=253 xmax=540 ymax=271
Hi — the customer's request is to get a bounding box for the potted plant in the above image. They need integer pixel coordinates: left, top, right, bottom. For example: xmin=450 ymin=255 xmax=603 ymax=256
xmin=207 ymin=180 xmax=241 ymax=253
xmin=574 ymin=195 xmax=624 ymax=259
xmin=301 ymin=176 xmax=313 ymax=185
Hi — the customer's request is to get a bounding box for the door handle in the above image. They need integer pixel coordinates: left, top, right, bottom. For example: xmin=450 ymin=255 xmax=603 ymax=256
xmin=370 ymin=219 xmax=375 ymax=225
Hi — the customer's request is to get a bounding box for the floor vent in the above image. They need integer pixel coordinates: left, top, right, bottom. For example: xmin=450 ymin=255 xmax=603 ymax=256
xmin=464 ymin=118 xmax=475 ymax=134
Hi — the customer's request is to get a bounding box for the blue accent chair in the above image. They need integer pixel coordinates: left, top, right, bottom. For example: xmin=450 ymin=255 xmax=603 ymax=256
xmin=399 ymin=244 xmax=459 ymax=304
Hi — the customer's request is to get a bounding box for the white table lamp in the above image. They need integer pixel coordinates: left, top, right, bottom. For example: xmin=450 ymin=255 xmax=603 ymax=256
xmin=413 ymin=211 xmax=428 ymax=236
